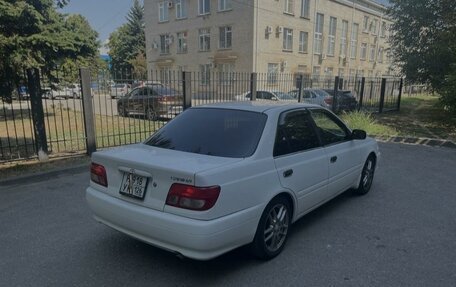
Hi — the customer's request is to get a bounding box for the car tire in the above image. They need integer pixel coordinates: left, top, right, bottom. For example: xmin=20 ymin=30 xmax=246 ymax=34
xmin=353 ymin=155 xmax=376 ymax=195
xmin=251 ymin=196 xmax=291 ymax=260
xmin=146 ymin=108 xmax=158 ymax=121
xmin=118 ymin=104 xmax=128 ymax=117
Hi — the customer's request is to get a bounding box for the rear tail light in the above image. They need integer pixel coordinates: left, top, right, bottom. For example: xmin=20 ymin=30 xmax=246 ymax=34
xmin=166 ymin=184 xmax=221 ymax=211
xmin=90 ymin=163 xmax=107 ymax=187
xmin=324 ymin=97 xmax=333 ymax=105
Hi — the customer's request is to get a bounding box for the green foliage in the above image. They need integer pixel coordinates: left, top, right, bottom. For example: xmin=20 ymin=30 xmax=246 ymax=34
xmin=341 ymin=111 xmax=397 ymax=136
xmin=388 ymin=0 xmax=456 ymax=112
xmin=108 ymin=0 xmax=145 ymax=74
xmin=0 ymin=0 xmax=99 ymax=100
xmin=440 ymin=65 xmax=456 ymax=114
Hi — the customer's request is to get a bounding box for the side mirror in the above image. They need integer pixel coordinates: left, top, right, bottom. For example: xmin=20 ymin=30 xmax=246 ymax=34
xmin=352 ymin=129 xmax=367 ymax=140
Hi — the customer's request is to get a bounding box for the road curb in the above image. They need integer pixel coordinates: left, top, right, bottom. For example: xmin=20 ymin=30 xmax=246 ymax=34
xmin=0 ymin=163 xmax=88 ymax=187
xmin=373 ymin=135 xmax=456 ymax=149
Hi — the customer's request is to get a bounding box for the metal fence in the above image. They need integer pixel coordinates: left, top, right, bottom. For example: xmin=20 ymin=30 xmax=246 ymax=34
xmin=0 ymin=68 xmax=403 ymax=163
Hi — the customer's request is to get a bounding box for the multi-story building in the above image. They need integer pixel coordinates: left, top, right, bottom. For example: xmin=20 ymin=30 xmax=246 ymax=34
xmin=144 ymin=0 xmax=393 ymax=82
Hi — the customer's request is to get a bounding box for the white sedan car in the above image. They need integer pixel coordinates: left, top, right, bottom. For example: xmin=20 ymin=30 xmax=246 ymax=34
xmin=86 ymin=102 xmax=379 ymax=260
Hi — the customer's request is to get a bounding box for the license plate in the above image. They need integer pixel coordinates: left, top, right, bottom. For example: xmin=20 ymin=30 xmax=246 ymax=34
xmin=119 ymin=173 xmax=148 ymax=199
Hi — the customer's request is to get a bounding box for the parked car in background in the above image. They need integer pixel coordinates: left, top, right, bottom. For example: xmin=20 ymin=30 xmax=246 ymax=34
xmin=235 ymin=90 xmax=295 ymax=102
xmin=110 ymin=83 xmax=131 ymax=99
xmin=323 ymin=89 xmax=358 ymax=111
xmin=117 ymin=86 xmax=183 ymax=120
xmin=288 ymin=89 xmax=332 ymax=109
xmin=52 ymin=84 xmax=82 ymax=99
xmin=87 ymin=102 xmax=379 ymax=260
xmin=11 ymin=86 xmax=29 ymax=101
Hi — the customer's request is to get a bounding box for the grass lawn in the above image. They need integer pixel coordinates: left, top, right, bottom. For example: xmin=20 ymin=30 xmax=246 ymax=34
xmin=341 ymin=94 xmax=456 ymax=141
xmin=373 ymin=95 xmax=456 ymax=141
xmin=1 ymin=106 xmax=164 ymax=161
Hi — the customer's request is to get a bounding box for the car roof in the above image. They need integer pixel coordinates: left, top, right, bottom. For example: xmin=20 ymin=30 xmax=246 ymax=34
xmin=196 ymin=101 xmax=321 ymax=113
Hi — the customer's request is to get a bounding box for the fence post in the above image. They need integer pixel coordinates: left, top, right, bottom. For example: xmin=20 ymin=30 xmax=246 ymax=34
xmin=358 ymin=77 xmax=365 ymax=111
xmin=79 ymin=68 xmax=96 ymax=155
xmin=298 ymin=75 xmax=304 ymax=103
xmin=26 ymin=68 xmax=48 ymax=159
xmin=397 ymin=78 xmax=403 ymax=111
xmin=250 ymin=73 xmax=257 ymax=101
xmin=333 ymin=76 xmax=339 ymax=113
xmin=182 ymin=71 xmax=192 ymax=110
xmin=379 ymin=78 xmax=387 ymax=113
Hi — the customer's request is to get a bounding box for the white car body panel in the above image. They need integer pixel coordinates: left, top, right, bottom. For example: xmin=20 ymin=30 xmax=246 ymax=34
xmin=86 ymin=102 xmax=379 ymax=260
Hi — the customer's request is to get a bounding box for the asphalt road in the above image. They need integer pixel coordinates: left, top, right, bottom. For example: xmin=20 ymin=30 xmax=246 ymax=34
xmin=1 ymin=143 xmax=455 ymax=287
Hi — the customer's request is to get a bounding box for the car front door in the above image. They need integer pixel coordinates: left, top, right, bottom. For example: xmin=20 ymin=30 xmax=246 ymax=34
xmin=273 ymin=109 xmax=329 ymax=216
xmin=309 ymin=109 xmax=362 ymax=196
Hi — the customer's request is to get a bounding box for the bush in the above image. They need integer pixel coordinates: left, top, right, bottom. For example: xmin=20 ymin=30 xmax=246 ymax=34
xmin=340 ymin=111 xmax=397 ymax=136
xmin=439 ymin=67 xmax=456 ymax=114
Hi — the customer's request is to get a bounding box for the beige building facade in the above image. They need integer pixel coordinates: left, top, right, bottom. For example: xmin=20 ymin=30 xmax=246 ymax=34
xmin=145 ymin=0 xmax=393 ymax=81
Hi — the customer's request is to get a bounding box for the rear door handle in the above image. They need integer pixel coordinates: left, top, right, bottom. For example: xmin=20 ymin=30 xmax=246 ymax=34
xmin=330 ymin=156 xmax=338 ymax=163
xmin=283 ymin=169 xmax=293 ymax=178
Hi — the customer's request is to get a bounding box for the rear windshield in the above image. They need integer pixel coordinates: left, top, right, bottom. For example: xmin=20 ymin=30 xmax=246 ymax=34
xmin=145 ymin=108 xmax=267 ymax=158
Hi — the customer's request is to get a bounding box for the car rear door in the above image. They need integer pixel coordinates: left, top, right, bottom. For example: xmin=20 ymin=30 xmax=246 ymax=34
xmin=309 ymin=109 xmax=362 ymax=196
xmin=273 ymin=109 xmax=329 ymax=216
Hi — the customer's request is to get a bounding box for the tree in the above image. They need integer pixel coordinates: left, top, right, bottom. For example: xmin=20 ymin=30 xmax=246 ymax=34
xmin=108 ymin=0 xmax=145 ymax=76
xmin=388 ymin=0 xmax=456 ymax=112
xmin=0 ymin=0 xmax=99 ymax=101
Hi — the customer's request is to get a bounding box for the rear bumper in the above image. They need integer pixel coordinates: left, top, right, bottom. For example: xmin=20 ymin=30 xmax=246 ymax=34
xmin=86 ymin=187 xmax=261 ymax=260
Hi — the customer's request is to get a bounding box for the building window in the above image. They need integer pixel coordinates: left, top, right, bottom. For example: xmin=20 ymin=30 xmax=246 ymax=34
xmin=325 ymin=67 xmax=334 ymax=77
xmin=363 ymin=16 xmax=369 ymax=32
xmin=160 ymin=67 xmax=171 ymax=84
xmin=219 ymin=26 xmax=232 ymax=49
xmin=381 ymin=21 xmax=387 ymax=37
xmin=199 ymin=28 xmax=210 ymax=51
xmin=370 ymin=19 xmax=378 ymax=34
xmin=299 ymin=31 xmax=308 ymax=53
xmin=200 ymin=64 xmax=211 ymax=85
xmin=175 ymin=0 xmax=187 ymax=19
xmin=340 ymin=20 xmax=348 ymax=57
xmin=160 ymin=34 xmax=170 ymax=54
xmin=177 ymin=32 xmax=187 ymax=53
xmin=198 ymin=0 xmax=210 ymax=15
xmin=378 ymin=47 xmax=384 ymax=63
xmin=218 ymin=63 xmax=235 ymax=85
xmin=360 ymin=43 xmax=367 ymax=60
xmin=314 ymin=13 xmax=324 ymax=55
xmin=284 ymin=0 xmax=294 ymax=14
xmin=327 ymin=17 xmax=337 ymax=56
xmin=267 ymin=63 xmax=279 ymax=84
xmin=301 ymin=0 xmax=310 ymax=18
xmin=158 ymin=1 xmax=169 ymax=22
xmin=218 ymin=0 xmax=232 ymax=11
xmin=350 ymin=23 xmax=359 ymax=59
xmin=369 ymin=44 xmax=375 ymax=62
xmin=283 ymin=28 xmax=293 ymax=51
xmin=312 ymin=66 xmax=321 ymax=80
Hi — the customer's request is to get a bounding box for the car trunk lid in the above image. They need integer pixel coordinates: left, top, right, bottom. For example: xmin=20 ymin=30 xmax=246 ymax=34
xmin=91 ymin=143 xmax=242 ymax=211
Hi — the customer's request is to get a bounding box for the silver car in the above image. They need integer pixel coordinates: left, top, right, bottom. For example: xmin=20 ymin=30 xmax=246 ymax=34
xmin=110 ymin=83 xmax=131 ymax=99
xmin=289 ymin=89 xmax=332 ymax=108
